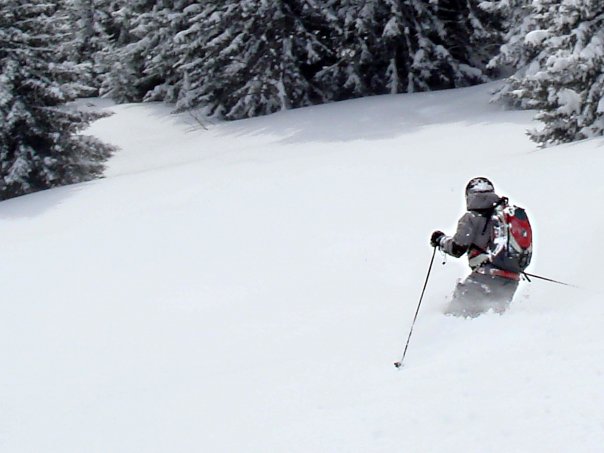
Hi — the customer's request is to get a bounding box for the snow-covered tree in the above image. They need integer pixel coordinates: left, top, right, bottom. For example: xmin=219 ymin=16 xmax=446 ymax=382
xmin=171 ymin=2 xmax=221 ymax=111
xmin=0 ymin=0 xmax=115 ymax=200
xmin=100 ymin=1 xmax=150 ymax=102
xmin=485 ymin=0 xmax=537 ymax=73
xmin=426 ymin=0 xmax=502 ymax=87
xmin=95 ymin=0 xmax=501 ymax=120
xmin=485 ymin=0 xmax=540 ymax=106
xmin=141 ymin=0 xmax=195 ymax=103
xmin=316 ymin=0 xmax=500 ymax=101
xmin=49 ymin=0 xmax=100 ymax=97
xmin=312 ymin=1 xmax=378 ymax=100
xmin=124 ymin=1 xmax=182 ymax=102
xmin=59 ymin=0 xmax=122 ymax=94
xmin=175 ymin=0 xmax=335 ymax=119
xmin=102 ymin=0 xmax=191 ymax=103
xmin=495 ymin=0 xmax=604 ymax=145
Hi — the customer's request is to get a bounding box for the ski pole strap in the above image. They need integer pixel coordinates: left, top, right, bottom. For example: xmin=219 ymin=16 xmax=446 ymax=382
xmin=522 ymin=272 xmax=578 ymax=288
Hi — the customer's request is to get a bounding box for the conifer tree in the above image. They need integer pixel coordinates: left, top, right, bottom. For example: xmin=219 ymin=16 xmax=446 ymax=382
xmin=314 ymin=0 xmax=391 ymax=100
xmin=171 ymin=1 xmax=220 ymax=111
xmin=175 ymin=0 xmax=335 ymax=119
xmin=436 ymin=0 xmax=501 ymax=70
xmin=52 ymin=0 xmax=104 ymax=96
xmin=485 ymin=0 xmax=536 ymax=73
xmin=60 ymin=0 xmax=123 ymax=94
xmin=485 ymin=0 xmax=540 ymax=105
xmin=96 ymin=0 xmax=502 ymax=121
xmin=317 ymin=0 xmax=499 ymax=101
xmin=496 ymin=0 xmax=604 ymax=145
xmin=101 ymin=0 xmax=150 ymax=102
xmin=125 ymin=0 xmax=182 ymax=102
xmin=0 ymin=0 xmax=115 ymax=200
xmin=102 ymin=0 xmax=191 ymax=103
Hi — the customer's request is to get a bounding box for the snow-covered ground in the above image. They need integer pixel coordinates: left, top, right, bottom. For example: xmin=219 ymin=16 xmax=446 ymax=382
xmin=1 ymin=84 xmax=604 ymax=452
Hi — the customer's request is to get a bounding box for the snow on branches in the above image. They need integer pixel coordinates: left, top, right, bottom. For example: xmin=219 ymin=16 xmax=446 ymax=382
xmin=0 ymin=1 xmax=115 ymax=200
xmin=99 ymin=0 xmax=501 ymax=120
xmin=491 ymin=0 xmax=604 ymax=146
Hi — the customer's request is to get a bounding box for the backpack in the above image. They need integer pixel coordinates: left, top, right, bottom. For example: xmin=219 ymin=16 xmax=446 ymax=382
xmin=488 ymin=198 xmax=533 ymax=273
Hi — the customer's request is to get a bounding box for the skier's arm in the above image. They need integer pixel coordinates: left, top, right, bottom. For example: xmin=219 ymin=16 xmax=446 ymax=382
xmin=439 ymin=213 xmax=475 ymax=258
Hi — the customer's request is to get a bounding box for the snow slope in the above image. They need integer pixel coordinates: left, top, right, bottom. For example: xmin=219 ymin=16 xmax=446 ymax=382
xmin=1 ymin=84 xmax=604 ymax=452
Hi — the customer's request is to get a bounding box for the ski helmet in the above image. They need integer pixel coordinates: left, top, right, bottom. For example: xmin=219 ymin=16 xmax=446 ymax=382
xmin=465 ymin=177 xmax=494 ymax=195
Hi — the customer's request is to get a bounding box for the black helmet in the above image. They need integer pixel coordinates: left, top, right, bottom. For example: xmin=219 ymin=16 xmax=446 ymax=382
xmin=465 ymin=177 xmax=494 ymax=195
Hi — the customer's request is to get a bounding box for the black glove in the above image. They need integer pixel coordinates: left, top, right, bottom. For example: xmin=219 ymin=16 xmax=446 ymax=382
xmin=430 ymin=230 xmax=445 ymax=248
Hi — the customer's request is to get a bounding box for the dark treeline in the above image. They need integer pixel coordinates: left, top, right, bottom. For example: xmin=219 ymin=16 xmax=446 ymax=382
xmin=100 ymin=0 xmax=502 ymax=119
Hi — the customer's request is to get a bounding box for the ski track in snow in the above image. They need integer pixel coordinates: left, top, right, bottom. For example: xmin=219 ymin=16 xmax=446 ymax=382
xmin=1 ymin=84 xmax=604 ymax=452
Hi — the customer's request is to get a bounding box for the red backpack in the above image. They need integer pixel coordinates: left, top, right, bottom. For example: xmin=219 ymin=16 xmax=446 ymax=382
xmin=489 ymin=198 xmax=533 ymax=273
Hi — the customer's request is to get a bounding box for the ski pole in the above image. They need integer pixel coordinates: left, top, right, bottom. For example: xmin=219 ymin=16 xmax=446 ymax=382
xmin=394 ymin=246 xmax=437 ymax=369
xmin=523 ymin=272 xmax=579 ymax=288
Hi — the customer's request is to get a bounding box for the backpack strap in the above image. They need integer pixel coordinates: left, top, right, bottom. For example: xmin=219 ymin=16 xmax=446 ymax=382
xmin=473 ymin=196 xmax=507 ymax=234
xmin=466 ymin=197 xmax=509 ymax=268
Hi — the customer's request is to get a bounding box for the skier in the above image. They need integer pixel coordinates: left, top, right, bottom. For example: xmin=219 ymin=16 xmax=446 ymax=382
xmin=430 ymin=177 xmax=530 ymax=317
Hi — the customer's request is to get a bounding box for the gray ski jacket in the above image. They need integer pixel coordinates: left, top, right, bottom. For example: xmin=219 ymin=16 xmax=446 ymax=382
xmin=440 ymin=191 xmax=502 ymax=269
